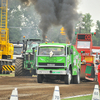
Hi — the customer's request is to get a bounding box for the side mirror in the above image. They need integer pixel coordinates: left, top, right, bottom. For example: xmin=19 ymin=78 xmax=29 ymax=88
xmin=23 ymin=40 xmax=27 ymax=52
xmin=32 ymin=48 xmax=35 ymax=54
xmin=23 ymin=50 xmax=25 ymax=54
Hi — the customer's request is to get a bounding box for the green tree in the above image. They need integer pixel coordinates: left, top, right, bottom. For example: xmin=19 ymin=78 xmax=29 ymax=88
xmin=8 ymin=0 xmax=22 ymax=42
xmin=92 ymin=20 xmax=100 ymax=46
xmin=76 ymin=13 xmax=93 ymax=33
xmin=82 ymin=13 xmax=94 ymax=33
xmin=20 ymin=5 xmax=41 ymax=39
xmin=8 ymin=0 xmax=41 ymax=42
xmin=72 ymin=13 xmax=94 ymax=45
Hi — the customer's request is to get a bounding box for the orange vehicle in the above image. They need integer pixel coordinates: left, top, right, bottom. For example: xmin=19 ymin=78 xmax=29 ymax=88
xmin=74 ymin=32 xmax=100 ymax=81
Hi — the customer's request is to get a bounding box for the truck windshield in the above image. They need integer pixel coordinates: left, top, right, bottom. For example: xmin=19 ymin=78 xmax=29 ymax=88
xmin=14 ymin=47 xmax=22 ymax=55
xmin=39 ymin=47 xmax=65 ymax=55
xmin=27 ymin=41 xmax=38 ymax=50
xmin=77 ymin=41 xmax=90 ymax=49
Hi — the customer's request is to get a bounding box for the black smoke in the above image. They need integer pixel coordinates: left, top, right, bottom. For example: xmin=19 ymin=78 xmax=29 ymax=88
xmin=20 ymin=0 xmax=79 ymax=42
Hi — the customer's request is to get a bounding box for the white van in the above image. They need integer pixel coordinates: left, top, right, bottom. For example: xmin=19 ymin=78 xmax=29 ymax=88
xmin=13 ymin=44 xmax=23 ymax=64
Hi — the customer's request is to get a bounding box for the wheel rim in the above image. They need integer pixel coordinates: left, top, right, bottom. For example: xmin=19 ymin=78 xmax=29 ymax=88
xmin=68 ymin=71 xmax=71 ymax=84
xmin=77 ymin=71 xmax=80 ymax=83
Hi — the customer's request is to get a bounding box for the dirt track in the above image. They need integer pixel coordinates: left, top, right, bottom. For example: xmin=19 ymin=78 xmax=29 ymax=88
xmin=0 ymin=76 xmax=99 ymax=100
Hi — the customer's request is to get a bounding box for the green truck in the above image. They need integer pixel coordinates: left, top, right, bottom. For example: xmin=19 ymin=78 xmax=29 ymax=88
xmin=36 ymin=43 xmax=81 ymax=84
xmin=15 ymin=39 xmax=42 ymax=76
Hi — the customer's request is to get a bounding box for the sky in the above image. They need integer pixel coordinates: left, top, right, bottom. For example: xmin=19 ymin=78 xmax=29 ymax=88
xmin=77 ymin=0 xmax=100 ymax=31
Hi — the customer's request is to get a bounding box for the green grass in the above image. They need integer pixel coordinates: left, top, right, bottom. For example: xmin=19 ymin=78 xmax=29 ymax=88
xmin=62 ymin=95 xmax=92 ymax=100
xmin=0 ymin=73 xmax=15 ymax=77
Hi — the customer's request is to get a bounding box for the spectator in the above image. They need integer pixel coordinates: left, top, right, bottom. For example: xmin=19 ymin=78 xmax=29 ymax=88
xmin=94 ymin=60 xmax=99 ymax=81
xmin=98 ymin=63 xmax=100 ymax=86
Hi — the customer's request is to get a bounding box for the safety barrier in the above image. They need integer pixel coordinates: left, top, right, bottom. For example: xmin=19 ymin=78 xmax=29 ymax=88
xmin=2 ymin=65 xmax=15 ymax=73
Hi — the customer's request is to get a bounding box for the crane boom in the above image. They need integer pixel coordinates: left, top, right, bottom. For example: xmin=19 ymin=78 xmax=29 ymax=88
xmin=0 ymin=0 xmax=8 ymax=28
xmin=0 ymin=0 xmax=13 ymax=59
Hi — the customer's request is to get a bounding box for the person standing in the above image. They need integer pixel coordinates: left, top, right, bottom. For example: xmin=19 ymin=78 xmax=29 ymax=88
xmin=94 ymin=60 xmax=99 ymax=81
xmin=98 ymin=64 xmax=100 ymax=86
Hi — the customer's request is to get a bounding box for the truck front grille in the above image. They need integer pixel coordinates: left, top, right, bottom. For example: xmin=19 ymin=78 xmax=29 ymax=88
xmin=39 ymin=63 xmax=64 ymax=66
xmin=26 ymin=54 xmax=34 ymax=60
xmin=30 ymin=54 xmax=34 ymax=60
xmin=37 ymin=67 xmax=64 ymax=69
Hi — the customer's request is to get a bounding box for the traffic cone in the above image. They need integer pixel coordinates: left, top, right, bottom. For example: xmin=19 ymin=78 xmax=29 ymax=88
xmin=10 ymin=88 xmax=18 ymax=100
xmin=92 ymin=85 xmax=100 ymax=100
xmin=52 ymin=86 xmax=60 ymax=100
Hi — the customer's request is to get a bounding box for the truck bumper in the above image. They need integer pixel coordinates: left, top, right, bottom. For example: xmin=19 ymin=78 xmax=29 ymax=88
xmin=37 ymin=70 xmax=66 ymax=75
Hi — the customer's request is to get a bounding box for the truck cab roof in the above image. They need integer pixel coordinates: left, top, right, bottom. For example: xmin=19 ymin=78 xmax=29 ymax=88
xmin=39 ymin=43 xmax=71 ymax=47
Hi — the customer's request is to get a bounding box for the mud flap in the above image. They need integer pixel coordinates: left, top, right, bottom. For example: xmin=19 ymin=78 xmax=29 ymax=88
xmin=91 ymin=67 xmax=95 ymax=78
xmin=85 ymin=66 xmax=95 ymax=78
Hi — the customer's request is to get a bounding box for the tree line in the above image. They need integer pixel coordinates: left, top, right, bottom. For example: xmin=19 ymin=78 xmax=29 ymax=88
xmin=3 ymin=0 xmax=100 ymax=46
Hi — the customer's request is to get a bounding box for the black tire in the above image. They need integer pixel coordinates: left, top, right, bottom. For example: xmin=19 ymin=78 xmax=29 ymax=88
xmin=64 ymin=70 xmax=72 ymax=84
xmin=73 ymin=70 xmax=80 ymax=84
xmin=15 ymin=58 xmax=32 ymax=76
xmin=37 ymin=75 xmax=43 ymax=83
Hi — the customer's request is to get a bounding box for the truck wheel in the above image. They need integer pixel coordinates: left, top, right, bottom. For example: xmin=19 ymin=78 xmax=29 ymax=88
xmin=73 ymin=70 xmax=80 ymax=84
xmin=15 ymin=58 xmax=32 ymax=76
xmin=37 ymin=75 xmax=43 ymax=83
xmin=64 ymin=70 xmax=71 ymax=84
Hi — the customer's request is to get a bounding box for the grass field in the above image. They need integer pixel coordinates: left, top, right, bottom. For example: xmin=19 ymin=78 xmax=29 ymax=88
xmin=0 ymin=73 xmax=15 ymax=77
xmin=0 ymin=72 xmax=37 ymax=77
xmin=0 ymin=72 xmax=15 ymax=77
xmin=62 ymin=95 xmax=92 ymax=100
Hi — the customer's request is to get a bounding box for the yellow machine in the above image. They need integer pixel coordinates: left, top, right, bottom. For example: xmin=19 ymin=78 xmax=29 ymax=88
xmin=0 ymin=0 xmax=14 ymax=59
xmin=0 ymin=0 xmax=14 ymax=74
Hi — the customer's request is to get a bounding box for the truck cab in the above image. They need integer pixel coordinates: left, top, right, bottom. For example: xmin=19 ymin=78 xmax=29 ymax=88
xmin=36 ymin=42 xmax=81 ymax=84
xmin=13 ymin=43 xmax=23 ymax=60
xmin=15 ymin=39 xmax=42 ymax=76
xmin=74 ymin=33 xmax=96 ymax=81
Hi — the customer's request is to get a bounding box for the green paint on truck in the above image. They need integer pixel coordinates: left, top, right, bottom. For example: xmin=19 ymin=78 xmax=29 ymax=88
xmin=36 ymin=43 xmax=81 ymax=84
